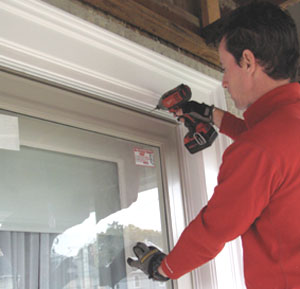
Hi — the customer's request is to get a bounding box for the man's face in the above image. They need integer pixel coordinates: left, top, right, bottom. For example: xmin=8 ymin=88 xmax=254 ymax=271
xmin=218 ymin=38 xmax=252 ymax=110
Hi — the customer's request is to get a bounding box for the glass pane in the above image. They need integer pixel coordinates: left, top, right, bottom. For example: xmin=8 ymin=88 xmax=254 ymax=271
xmin=0 ymin=116 xmax=171 ymax=289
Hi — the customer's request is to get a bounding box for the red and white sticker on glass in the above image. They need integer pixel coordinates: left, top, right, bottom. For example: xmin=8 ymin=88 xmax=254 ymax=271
xmin=133 ymin=148 xmax=155 ymax=168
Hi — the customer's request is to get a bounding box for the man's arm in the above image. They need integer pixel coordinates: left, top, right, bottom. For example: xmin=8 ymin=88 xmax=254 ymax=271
xmin=218 ymin=110 xmax=247 ymax=140
xmin=176 ymin=102 xmax=247 ymax=140
xmin=157 ymin=141 xmax=278 ymax=279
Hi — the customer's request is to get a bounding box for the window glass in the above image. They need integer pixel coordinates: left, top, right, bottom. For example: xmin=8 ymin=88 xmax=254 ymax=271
xmin=0 ymin=114 xmax=171 ymax=289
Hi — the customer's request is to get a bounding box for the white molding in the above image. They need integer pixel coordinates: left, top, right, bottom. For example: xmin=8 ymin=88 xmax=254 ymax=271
xmin=0 ymin=0 xmax=221 ymax=120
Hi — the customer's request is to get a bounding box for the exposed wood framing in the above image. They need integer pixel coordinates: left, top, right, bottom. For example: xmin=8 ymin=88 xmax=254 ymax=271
xmin=81 ymin=0 xmax=220 ymax=67
xmin=172 ymin=0 xmax=201 ymax=18
xmin=200 ymin=0 xmax=221 ymax=27
xmin=132 ymin=0 xmax=200 ymax=34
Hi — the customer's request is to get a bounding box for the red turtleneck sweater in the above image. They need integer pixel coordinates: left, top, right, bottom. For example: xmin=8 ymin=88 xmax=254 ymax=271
xmin=161 ymin=83 xmax=300 ymax=289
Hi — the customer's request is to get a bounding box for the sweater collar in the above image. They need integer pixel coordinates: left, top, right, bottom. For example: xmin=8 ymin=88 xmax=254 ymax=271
xmin=243 ymin=82 xmax=300 ymax=128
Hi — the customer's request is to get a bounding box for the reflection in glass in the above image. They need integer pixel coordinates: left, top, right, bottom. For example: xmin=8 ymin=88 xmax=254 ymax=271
xmin=0 ymin=140 xmax=169 ymax=289
xmin=49 ymin=188 xmax=166 ymax=289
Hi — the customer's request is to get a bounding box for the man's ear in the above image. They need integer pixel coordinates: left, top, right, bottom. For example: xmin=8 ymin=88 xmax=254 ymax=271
xmin=241 ymin=49 xmax=256 ymax=73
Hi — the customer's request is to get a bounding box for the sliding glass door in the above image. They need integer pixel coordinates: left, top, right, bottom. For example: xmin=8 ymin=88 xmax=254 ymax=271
xmin=0 ymin=112 xmax=170 ymax=289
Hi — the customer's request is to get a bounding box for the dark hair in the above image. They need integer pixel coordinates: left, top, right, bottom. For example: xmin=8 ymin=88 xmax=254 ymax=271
xmin=219 ymin=2 xmax=299 ymax=81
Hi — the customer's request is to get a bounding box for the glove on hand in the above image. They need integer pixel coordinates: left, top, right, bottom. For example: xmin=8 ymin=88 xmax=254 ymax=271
xmin=127 ymin=242 xmax=169 ymax=282
xmin=181 ymin=101 xmax=215 ymax=124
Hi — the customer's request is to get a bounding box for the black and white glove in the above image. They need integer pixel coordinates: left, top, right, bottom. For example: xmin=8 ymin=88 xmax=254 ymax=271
xmin=127 ymin=242 xmax=169 ymax=282
xmin=181 ymin=101 xmax=215 ymax=124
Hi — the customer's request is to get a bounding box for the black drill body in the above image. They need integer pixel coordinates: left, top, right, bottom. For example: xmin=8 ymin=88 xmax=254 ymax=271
xmin=157 ymin=84 xmax=218 ymax=154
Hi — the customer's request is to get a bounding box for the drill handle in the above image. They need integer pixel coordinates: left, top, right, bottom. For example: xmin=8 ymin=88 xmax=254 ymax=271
xmin=179 ymin=112 xmax=203 ymax=132
xmin=181 ymin=112 xmax=218 ymax=154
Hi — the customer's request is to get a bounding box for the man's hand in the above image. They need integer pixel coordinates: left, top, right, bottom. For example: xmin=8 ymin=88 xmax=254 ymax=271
xmin=127 ymin=242 xmax=169 ymax=282
xmin=181 ymin=101 xmax=215 ymax=124
xmin=173 ymin=101 xmax=225 ymax=129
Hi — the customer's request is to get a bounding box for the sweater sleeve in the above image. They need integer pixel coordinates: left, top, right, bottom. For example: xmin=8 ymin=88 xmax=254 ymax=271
xmin=161 ymin=141 xmax=280 ymax=279
xmin=219 ymin=112 xmax=247 ymax=140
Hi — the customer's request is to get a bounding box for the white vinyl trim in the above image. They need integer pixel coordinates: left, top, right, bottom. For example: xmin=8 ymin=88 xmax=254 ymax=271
xmin=0 ymin=0 xmax=220 ymax=119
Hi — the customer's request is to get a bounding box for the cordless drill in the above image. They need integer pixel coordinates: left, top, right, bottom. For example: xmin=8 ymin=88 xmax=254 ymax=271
xmin=156 ymin=84 xmax=218 ymax=154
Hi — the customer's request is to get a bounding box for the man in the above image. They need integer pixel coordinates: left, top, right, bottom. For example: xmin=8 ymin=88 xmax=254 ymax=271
xmin=128 ymin=2 xmax=300 ymax=288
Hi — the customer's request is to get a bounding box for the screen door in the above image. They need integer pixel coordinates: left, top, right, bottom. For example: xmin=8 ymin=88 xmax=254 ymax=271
xmin=0 ymin=112 xmax=171 ymax=289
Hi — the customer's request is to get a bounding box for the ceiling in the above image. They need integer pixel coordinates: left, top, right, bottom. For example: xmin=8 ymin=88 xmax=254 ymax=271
xmin=76 ymin=0 xmax=300 ymax=82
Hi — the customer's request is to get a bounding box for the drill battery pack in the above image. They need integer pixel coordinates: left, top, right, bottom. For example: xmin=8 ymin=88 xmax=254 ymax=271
xmin=184 ymin=120 xmax=218 ymax=154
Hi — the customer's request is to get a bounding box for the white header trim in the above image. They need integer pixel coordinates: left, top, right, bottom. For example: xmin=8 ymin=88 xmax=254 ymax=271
xmin=0 ymin=0 xmax=222 ymax=119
